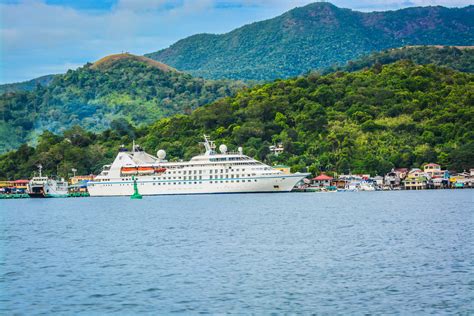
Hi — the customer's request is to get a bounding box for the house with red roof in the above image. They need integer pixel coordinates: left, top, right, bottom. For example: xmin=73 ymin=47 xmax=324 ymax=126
xmin=311 ymin=173 xmax=333 ymax=187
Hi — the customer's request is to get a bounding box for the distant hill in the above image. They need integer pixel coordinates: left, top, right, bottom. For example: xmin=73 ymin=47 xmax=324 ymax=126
xmin=328 ymin=46 xmax=474 ymax=74
xmin=0 ymin=74 xmax=56 ymax=94
xmin=0 ymin=53 xmax=245 ymax=153
xmin=146 ymin=2 xmax=474 ymax=81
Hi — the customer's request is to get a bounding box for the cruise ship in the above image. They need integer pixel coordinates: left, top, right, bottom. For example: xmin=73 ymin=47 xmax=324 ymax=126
xmin=87 ymin=136 xmax=309 ymax=196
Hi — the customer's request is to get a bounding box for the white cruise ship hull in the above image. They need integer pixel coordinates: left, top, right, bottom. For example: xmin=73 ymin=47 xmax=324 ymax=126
xmin=88 ymin=174 xmax=305 ymax=197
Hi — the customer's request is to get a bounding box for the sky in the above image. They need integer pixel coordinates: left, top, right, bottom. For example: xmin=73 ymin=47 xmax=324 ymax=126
xmin=0 ymin=0 xmax=473 ymax=84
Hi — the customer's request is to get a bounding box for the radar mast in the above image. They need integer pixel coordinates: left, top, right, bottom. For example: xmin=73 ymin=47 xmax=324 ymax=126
xmin=202 ymin=135 xmax=216 ymax=155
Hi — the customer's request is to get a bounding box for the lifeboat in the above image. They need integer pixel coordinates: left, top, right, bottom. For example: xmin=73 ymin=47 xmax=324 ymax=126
xmin=154 ymin=167 xmax=167 ymax=174
xmin=121 ymin=167 xmax=138 ymax=175
xmin=138 ymin=166 xmax=155 ymax=174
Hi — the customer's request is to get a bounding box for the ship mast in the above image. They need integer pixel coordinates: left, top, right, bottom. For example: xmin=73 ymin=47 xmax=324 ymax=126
xmin=202 ymin=135 xmax=216 ymax=155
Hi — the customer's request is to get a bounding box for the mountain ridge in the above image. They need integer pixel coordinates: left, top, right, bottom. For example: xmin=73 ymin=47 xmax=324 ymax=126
xmin=146 ymin=2 xmax=474 ymax=80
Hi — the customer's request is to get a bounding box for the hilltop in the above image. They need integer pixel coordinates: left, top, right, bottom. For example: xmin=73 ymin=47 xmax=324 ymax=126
xmin=91 ymin=53 xmax=176 ymax=72
xmin=0 ymin=53 xmax=245 ymax=153
xmin=1 ymin=61 xmax=472 ymax=179
xmin=146 ymin=2 xmax=474 ymax=81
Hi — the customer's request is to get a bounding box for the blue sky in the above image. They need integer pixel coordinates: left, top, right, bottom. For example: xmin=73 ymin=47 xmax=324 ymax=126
xmin=0 ymin=0 xmax=472 ymax=84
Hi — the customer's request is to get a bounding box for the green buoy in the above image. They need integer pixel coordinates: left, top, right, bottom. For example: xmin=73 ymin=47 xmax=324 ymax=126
xmin=130 ymin=176 xmax=142 ymax=199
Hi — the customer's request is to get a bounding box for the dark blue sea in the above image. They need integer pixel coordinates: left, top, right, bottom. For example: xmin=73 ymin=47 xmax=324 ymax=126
xmin=1 ymin=190 xmax=473 ymax=314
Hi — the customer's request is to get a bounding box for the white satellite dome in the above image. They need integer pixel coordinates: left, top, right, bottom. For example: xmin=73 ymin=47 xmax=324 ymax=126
xmin=238 ymin=146 xmax=243 ymax=154
xmin=219 ymin=144 xmax=227 ymax=154
xmin=157 ymin=149 xmax=166 ymax=159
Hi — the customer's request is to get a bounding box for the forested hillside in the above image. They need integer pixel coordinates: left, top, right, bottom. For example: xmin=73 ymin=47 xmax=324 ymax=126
xmin=0 ymin=74 xmax=56 ymax=95
xmin=146 ymin=2 xmax=474 ymax=81
xmin=329 ymin=46 xmax=474 ymax=74
xmin=1 ymin=61 xmax=472 ymax=179
xmin=0 ymin=53 xmax=245 ymax=153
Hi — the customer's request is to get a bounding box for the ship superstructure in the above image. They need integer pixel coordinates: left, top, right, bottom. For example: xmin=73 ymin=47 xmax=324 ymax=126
xmin=87 ymin=136 xmax=308 ymax=196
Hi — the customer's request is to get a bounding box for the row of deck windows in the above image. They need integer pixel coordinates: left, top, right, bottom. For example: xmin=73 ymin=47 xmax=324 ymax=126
xmin=95 ymin=179 xmax=259 ymax=187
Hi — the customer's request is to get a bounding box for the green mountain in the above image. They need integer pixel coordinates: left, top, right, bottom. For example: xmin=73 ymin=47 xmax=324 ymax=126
xmin=145 ymin=2 xmax=474 ymax=81
xmin=329 ymin=46 xmax=474 ymax=74
xmin=0 ymin=74 xmax=56 ymax=94
xmin=1 ymin=61 xmax=472 ymax=179
xmin=0 ymin=53 xmax=245 ymax=153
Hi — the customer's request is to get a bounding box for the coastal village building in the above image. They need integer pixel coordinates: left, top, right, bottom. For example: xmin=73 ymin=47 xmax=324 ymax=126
xmin=403 ymin=168 xmax=430 ymax=190
xmin=273 ymin=165 xmax=291 ymax=175
xmin=384 ymin=168 xmax=408 ymax=188
xmin=450 ymin=171 xmax=473 ymax=188
xmin=311 ymin=173 xmax=333 ymax=187
xmin=423 ymin=163 xmax=449 ymax=189
xmin=373 ymin=176 xmax=384 ymax=187
xmin=423 ymin=163 xmax=448 ymax=178
xmin=269 ymin=144 xmax=284 ymax=156
xmin=0 ymin=179 xmax=29 ymax=193
xmin=69 ymin=175 xmax=96 ymax=185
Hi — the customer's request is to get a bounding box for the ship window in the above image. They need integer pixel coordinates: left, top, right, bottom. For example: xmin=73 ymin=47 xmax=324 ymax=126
xmin=210 ymin=181 xmax=213 ymax=183
xmin=209 ymin=170 xmax=212 ymax=174
xmin=210 ymin=176 xmax=213 ymax=179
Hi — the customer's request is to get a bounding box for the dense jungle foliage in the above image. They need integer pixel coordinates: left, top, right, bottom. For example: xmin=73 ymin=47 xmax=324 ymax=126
xmin=0 ymin=54 xmax=245 ymax=153
xmin=146 ymin=3 xmax=474 ymax=81
xmin=329 ymin=46 xmax=474 ymax=74
xmin=1 ymin=61 xmax=472 ymax=179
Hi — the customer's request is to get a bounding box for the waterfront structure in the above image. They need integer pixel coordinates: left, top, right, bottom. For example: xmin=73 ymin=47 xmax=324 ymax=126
xmin=423 ymin=163 xmax=448 ymax=178
xmin=87 ymin=136 xmax=309 ymax=196
xmin=0 ymin=180 xmax=29 ymax=194
xmin=373 ymin=176 xmax=384 ymax=187
xmin=384 ymin=168 xmax=409 ymax=188
xmin=450 ymin=171 xmax=473 ymax=188
xmin=403 ymin=168 xmax=430 ymax=190
xmin=311 ymin=173 xmax=333 ymax=187
xmin=70 ymin=175 xmax=95 ymax=185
